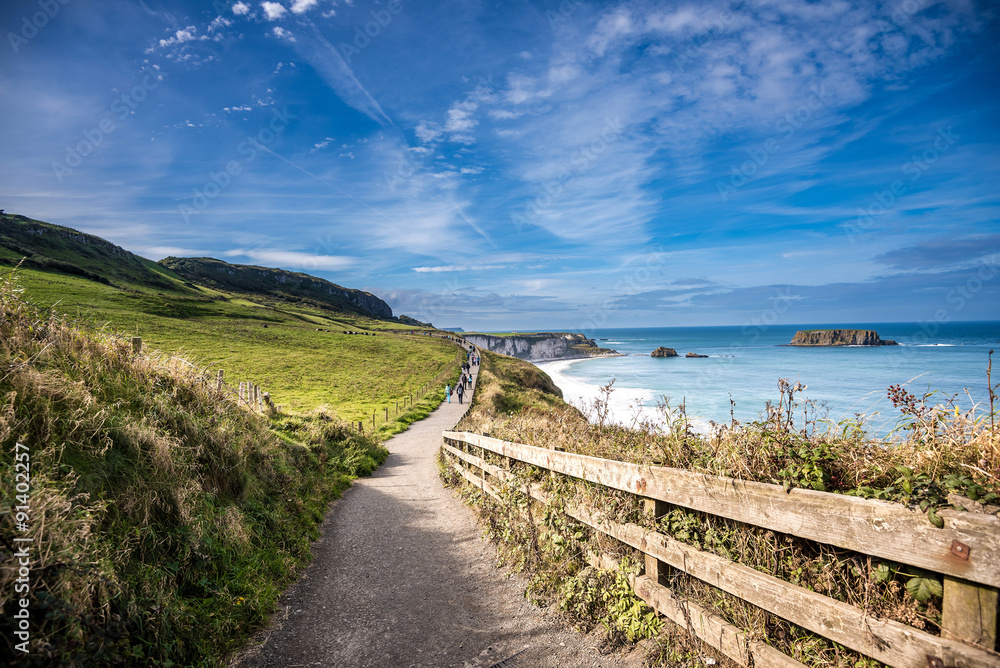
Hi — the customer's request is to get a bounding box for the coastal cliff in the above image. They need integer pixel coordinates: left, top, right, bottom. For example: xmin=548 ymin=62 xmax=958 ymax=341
xmin=789 ymin=329 xmax=898 ymax=346
xmin=464 ymin=332 xmax=619 ymax=362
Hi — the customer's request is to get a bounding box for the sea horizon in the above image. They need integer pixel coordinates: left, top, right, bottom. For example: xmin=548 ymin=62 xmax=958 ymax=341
xmin=534 ymin=321 xmax=1000 ymax=434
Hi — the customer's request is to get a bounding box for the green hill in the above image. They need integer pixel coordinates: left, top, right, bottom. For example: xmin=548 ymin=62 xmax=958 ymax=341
xmin=159 ymin=256 xmax=392 ymax=319
xmin=0 ymin=213 xmax=457 ymax=420
xmin=0 ymin=213 xmax=188 ymax=291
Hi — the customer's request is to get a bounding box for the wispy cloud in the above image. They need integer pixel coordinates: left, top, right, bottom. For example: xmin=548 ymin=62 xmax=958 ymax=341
xmin=283 ymin=24 xmax=392 ymax=125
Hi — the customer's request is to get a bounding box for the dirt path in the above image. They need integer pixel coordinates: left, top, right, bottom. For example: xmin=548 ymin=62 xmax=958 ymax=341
xmin=240 ymin=356 xmax=643 ymax=668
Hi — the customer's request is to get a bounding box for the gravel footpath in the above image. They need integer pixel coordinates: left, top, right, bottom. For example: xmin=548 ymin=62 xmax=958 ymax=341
xmin=236 ymin=360 xmax=645 ymax=668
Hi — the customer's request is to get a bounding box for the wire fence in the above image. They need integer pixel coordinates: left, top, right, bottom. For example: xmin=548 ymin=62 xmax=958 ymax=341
xmin=131 ymin=331 xmax=478 ymax=435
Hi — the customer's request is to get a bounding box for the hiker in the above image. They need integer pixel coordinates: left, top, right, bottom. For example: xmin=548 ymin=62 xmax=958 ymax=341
xmin=456 ymin=382 xmax=465 ymax=404
xmin=445 ymin=384 xmax=452 ymax=403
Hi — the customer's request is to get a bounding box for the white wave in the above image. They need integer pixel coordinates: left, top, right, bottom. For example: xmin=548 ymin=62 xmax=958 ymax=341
xmin=898 ymin=343 xmax=957 ymax=347
xmin=534 ymin=359 xmax=709 ymax=432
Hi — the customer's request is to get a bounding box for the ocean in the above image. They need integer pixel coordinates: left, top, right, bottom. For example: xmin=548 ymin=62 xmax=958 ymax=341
xmin=535 ymin=322 xmax=1000 ymax=433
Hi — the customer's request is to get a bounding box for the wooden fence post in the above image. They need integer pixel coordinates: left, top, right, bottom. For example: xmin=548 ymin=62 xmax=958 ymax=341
xmin=371 ymin=411 xmax=375 ymax=429
xmin=385 ymin=406 xmax=389 ymax=421
xmin=131 ymin=337 xmax=142 ymax=354
xmin=941 ymin=577 xmax=998 ymax=649
xmin=359 ymin=421 xmax=363 ymax=433
xmin=238 ymin=382 xmax=244 ymax=402
xmin=644 ymin=498 xmax=669 ymax=587
xmin=216 ymin=369 xmax=224 ymax=391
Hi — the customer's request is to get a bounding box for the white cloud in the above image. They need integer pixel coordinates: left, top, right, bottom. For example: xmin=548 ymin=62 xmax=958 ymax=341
xmin=488 ymin=109 xmax=522 ymax=121
xmin=224 ymin=248 xmax=356 ymax=271
xmin=505 ymin=74 xmax=549 ymax=105
xmin=158 ymin=26 xmax=204 ymax=48
xmin=232 ymin=2 xmax=250 ymax=15
xmin=208 ymin=16 xmax=233 ymax=31
xmin=272 ymin=26 xmax=295 ymax=41
xmin=444 ymin=105 xmax=476 ymax=134
xmin=261 ymin=2 xmax=287 ymax=20
xmin=413 ymin=264 xmax=507 ymax=273
xmin=311 ymin=137 xmax=334 ymax=151
xmin=290 ymin=0 xmax=318 ymax=14
xmin=415 ymin=121 xmax=443 ymax=143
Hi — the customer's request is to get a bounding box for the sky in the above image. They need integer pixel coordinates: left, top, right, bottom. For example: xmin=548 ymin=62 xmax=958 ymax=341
xmin=1 ymin=0 xmax=998 ymax=331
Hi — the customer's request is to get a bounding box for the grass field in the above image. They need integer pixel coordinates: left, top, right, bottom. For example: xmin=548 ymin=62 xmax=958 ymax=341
xmin=10 ymin=265 xmax=461 ymax=423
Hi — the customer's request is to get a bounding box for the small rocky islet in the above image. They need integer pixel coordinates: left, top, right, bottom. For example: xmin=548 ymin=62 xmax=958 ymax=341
xmin=650 ymin=347 xmax=709 ymax=358
xmin=788 ymin=329 xmax=898 ymax=346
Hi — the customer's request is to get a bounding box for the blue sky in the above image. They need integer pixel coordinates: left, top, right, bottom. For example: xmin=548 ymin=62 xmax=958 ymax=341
xmin=2 ymin=0 xmax=998 ymax=330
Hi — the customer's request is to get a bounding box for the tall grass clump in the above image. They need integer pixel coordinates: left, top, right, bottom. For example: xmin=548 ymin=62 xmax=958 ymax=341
xmin=445 ymin=349 xmax=999 ymax=666
xmin=0 ymin=270 xmax=387 ymax=666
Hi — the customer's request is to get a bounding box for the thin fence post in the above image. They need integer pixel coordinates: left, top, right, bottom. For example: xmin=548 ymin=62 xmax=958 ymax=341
xmin=131 ymin=337 xmax=142 ymax=355
xmin=941 ymin=577 xmax=998 ymax=648
xmin=372 ymin=411 xmax=375 ymax=429
xmin=216 ymin=369 xmax=224 ymax=392
xmin=385 ymin=406 xmax=389 ymax=421
xmin=644 ymin=498 xmax=669 ymax=587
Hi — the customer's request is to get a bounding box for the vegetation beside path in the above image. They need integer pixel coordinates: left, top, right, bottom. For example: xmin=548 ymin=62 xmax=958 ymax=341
xmin=443 ymin=349 xmax=999 ymax=666
xmin=0 ymin=268 xmax=465 ymax=666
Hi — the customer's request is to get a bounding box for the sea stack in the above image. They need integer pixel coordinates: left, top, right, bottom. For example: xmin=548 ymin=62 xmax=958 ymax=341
xmin=789 ymin=329 xmax=898 ymax=346
xmin=685 ymin=352 xmax=708 ymax=358
xmin=651 ymin=346 xmax=679 ymax=357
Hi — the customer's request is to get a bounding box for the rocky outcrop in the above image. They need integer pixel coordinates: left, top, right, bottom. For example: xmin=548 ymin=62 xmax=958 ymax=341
xmin=789 ymin=329 xmax=898 ymax=346
xmin=685 ymin=352 xmax=708 ymax=358
xmin=160 ymin=256 xmax=393 ymax=319
xmin=464 ymin=332 xmax=619 ymax=362
xmin=651 ymin=347 xmax=678 ymax=357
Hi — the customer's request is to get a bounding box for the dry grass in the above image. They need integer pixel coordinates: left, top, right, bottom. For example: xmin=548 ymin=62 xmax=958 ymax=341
xmin=0 ymin=269 xmax=387 ymax=666
xmin=446 ymin=349 xmax=1000 ymax=667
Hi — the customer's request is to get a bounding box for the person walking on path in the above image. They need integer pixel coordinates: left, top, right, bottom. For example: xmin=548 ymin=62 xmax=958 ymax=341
xmin=445 ymin=383 xmax=452 ymax=403
xmin=456 ymin=381 xmax=465 ymax=404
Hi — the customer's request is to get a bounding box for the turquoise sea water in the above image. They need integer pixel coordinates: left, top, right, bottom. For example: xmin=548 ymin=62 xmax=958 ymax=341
xmin=535 ymin=322 xmax=1000 ymax=432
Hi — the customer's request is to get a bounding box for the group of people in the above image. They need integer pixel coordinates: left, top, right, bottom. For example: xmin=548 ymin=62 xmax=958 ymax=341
xmin=445 ymin=348 xmax=480 ymax=405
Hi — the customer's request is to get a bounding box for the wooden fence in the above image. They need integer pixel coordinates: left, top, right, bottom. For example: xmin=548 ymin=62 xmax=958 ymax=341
xmin=441 ymin=430 xmax=1000 ymax=668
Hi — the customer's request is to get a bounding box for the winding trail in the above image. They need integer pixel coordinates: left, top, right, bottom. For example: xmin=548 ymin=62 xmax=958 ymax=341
xmin=242 ymin=356 xmax=642 ymax=668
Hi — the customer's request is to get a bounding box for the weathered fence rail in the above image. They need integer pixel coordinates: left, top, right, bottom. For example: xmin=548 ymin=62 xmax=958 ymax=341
xmin=441 ymin=430 xmax=1000 ymax=668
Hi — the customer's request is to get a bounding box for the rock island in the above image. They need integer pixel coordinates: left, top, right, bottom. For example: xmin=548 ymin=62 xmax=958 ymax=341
xmin=789 ymin=329 xmax=898 ymax=346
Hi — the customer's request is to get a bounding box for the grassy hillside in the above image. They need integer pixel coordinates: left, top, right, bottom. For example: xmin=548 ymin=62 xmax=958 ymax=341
xmin=0 ymin=214 xmax=460 ymax=423
xmin=0 ymin=213 xmax=188 ymax=291
xmin=160 ymin=256 xmax=392 ymax=320
xmin=0 ymin=273 xmax=390 ymax=666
